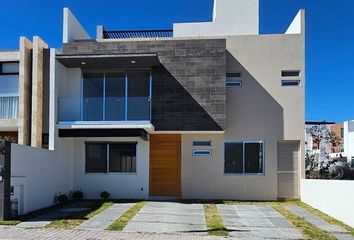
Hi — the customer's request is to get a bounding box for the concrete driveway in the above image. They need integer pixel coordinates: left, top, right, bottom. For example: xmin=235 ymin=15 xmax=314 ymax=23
xmin=123 ymin=202 xmax=208 ymax=235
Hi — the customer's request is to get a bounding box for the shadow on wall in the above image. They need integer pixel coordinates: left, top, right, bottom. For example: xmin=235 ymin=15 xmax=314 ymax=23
xmin=152 ymin=66 xmax=223 ymax=131
xmin=225 ymin=51 xmax=284 ymax=140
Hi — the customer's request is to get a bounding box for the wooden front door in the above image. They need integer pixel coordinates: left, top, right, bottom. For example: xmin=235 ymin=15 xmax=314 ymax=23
xmin=149 ymin=134 xmax=181 ymax=197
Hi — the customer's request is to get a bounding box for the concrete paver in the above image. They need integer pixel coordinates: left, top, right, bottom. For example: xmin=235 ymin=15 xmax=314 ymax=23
xmin=284 ymin=205 xmax=348 ymax=233
xmin=77 ymin=203 xmax=133 ymax=230
xmin=0 ymin=226 xmax=227 ymax=240
xmin=16 ymin=202 xmax=91 ymax=228
xmin=217 ymin=204 xmax=304 ymax=239
xmin=123 ymin=202 xmax=207 ymax=235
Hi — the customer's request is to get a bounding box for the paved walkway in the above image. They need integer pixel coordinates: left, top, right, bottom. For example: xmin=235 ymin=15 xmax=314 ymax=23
xmin=16 ymin=202 xmax=92 ymax=228
xmin=123 ymin=202 xmax=208 ymax=235
xmin=285 ymin=205 xmax=354 ymax=240
xmin=0 ymin=226 xmax=227 ymax=240
xmin=77 ymin=203 xmax=133 ymax=230
xmin=217 ymin=204 xmax=304 ymax=239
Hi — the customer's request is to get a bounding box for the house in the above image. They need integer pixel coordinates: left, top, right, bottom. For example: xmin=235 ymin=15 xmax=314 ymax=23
xmin=1 ymin=0 xmax=305 ymax=217
xmin=0 ymin=37 xmax=49 ymax=148
xmin=52 ymin=0 xmax=305 ymax=201
xmin=331 ymin=121 xmax=354 ymax=166
xmin=305 ymin=121 xmax=335 ymax=159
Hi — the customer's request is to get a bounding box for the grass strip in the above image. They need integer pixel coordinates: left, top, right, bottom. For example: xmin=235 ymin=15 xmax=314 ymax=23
xmin=290 ymin=201 xmax=354 ymax=236
xmin=46 ymin=201 xmax=113 ymax=229
xmin=106 ymin=201 xmax=145 ymax=231
xmin=204 ymin=204 xmax=229 ymax=236
xmin=270 ymin=202 xmax=336 ymax=240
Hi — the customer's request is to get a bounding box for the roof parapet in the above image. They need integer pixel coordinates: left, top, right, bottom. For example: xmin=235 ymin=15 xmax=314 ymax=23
xmin=286 ymin=9 xmax=305 ymax=35
xmin=63 ymin=8 xmax=90 ymax=43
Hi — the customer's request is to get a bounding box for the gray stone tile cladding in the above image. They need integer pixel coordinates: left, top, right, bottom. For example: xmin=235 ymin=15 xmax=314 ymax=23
xmin=61 ymin=39 xmax=226 ymax=131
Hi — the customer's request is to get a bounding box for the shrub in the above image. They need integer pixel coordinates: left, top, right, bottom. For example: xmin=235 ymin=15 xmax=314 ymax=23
xmin=57 ymin=194 xmax=69 ymax=205
xmin=72 ymin=190 xmax=84 ymax=201
xmin=100 ymin=191 xmax=110 ymax=200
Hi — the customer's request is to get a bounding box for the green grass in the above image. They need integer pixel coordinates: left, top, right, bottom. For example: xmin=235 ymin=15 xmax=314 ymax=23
xmin=203 ymin=204 xmax=229 ymax=236
xmin=0 ymin=220 xmax=20 ymax=225
xmin=106 ymin=201 xmax=145 ymax=231
xmin=225 ymin=201 xmax=337 ymax=240
xmin=286 ymin=201 xmax=354 ymax=236
xmin=45 ymin=201 xmax=113 ymax=229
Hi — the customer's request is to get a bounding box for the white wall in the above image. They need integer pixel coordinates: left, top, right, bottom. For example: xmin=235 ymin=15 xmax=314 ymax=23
xmin=344 ymin=121 xmax=354 ymax=161
xmin=173 ymin=0 xmax=259 ymax=37
xmin=73 ymin=137 xmax=149 ymax=199
xmin=301 ymin=179 xmax=354 ymax=228
xmin=63 ymin=8 xmax=90 ymax=43
xmin=11 ymin=141 xmax=73 ymax=214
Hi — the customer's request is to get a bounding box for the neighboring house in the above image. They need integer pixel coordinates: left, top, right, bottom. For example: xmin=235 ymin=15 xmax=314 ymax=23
xmin=305 ymin=121 xmax=335 ymax=159
xmin=330 ymin=122 xmax=344 ymax=154
xmin=331 ymin=121 xmax=354 ymax=166
xmin=1 ymin=0 xmax=306 ymax=217
xmin=0 ymin=37 xmax=50 ymax=148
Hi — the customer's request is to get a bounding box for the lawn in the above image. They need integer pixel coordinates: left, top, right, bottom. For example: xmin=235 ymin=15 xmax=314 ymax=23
xmin=106 ymin=201 xmax=145 ymax=231
xmin=45 ymin=201 xmax=113 ymax=229
xmin=203 ymin=204 xmax=229 ymax=236
xmin=224 ymin=200 xmax=354 ymax=240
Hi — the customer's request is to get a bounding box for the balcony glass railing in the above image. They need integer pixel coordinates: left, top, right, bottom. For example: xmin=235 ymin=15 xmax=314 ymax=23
xmin=0 ymin=96 xmax=19 ymax=119
xmin=58 ymin=97 xmax=151 ymax=123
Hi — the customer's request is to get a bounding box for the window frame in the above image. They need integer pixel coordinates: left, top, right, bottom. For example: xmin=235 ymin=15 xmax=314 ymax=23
xmin=84 ymin=141 xmax=138 ymax=175
xmin=226 ymin=72 xmax=242 ymax=88
xmin=281 ymin=80 xmax=301 ymax=87
xmin=193 ymin=140 xmax=212 ymax=147
xmin=0 ymin=62 xmax=19 ymax=75
xmin=192 ymin=149 xmax=212 ymax=156
xmin=281 ymin=70 xmax=301 ymax=77
xmin=226 ymin=81 xmax=242 ymax=88
xmin=223 ymin=140 xmax=265 ymax=176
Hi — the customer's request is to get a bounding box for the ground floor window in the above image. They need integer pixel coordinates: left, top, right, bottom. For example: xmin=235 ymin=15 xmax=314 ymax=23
xmin=224 ymin=141 xmax=264 ymax=174
xmin=85 ymin=142 xmax=137 ymax=173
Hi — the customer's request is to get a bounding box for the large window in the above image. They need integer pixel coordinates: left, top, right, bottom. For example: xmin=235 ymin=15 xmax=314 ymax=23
xmin=82 ymin=70 xmax=151 ymax=122
xmin=85 ymin=142 xmax=137 ymax=173
xmin=0 ymin=62 xmax=19 ymax=119
xmin=224 ymin=141 xmax=264 ymax=174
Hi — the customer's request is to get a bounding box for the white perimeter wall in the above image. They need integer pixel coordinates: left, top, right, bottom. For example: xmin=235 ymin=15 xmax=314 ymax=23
xmin=301 ymin=179 xmax=354 ymax=228
xmin=11 ymin=139 xmax=74 ymax=214
xmin=73 ymin=137 xmax=149 ymax=200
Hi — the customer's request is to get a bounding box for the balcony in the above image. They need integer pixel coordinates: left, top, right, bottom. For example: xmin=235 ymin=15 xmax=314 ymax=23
xmin=57 ymin=70 xmax=152 ymax=130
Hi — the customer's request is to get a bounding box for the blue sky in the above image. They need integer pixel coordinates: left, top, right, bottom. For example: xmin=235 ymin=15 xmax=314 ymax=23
xmin=0 ymin=0 xmax=353 ymax=122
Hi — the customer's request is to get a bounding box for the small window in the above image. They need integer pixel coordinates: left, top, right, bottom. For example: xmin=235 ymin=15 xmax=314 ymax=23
xmin=226 ymin=81 xmax=242 ymax=88
xmin=85 ymin=142 xmax=137 ymax=173
xmin=192 ymin=150 xmax=212 ymax=156
xmin=281 ymin=70 xmax=300 ymax=77
xmin=281 ymin=80 xmax=300 ymax=87
xmin=0 ymin=62 xmax=19 ymax=75
xmin=193 ymin=141 xmax=212 ymax=146
xmin=340 ymin=128 xmax=344 ymax=138
xmin=224 ymin=141 xmax=264 ymax=174
xmin=226 ymin=72 xmax=241 ymax=78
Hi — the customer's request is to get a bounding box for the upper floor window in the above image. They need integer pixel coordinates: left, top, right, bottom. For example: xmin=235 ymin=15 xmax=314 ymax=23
xmin=281 ymin=70 xmax=300 ymax=77
xmin=224 ymin=141 xmax=264 ymax=175
xmin=0 ymin=62 xmax=19 ymax=75
xmin=226 ymin=72 xmax=242 ymax=88
xmin=341 ymin=128 xmax=344 ymax=138
xmin=193 ymin=141 xmax=212 ymax=146
xmin=281 ymin=80 xmax=301 ymax=87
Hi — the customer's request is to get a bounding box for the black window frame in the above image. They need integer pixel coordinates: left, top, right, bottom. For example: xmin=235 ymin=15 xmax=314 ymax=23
xmin=0 ymin=62 xmax=20 ymax=75
xmin=281 ymin=70 xmax=300 ymax=77
xmin=85 ymin=142 xmax=137 ymax=174
xmin=224 ymin=141 xmax=265 ymax=175
xmin=281 ymin=80 xmax=301 ymax=87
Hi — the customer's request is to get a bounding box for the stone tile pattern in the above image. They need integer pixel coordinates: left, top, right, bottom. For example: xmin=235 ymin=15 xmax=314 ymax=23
xmin=17 ymin=202 xmax=91 ymax=228
xmin=77 ymin=203 xmax=133 ymax=230
xmin=61 ymin=39 xmax=227 ymax=131
xmin=218 ymin=204 xmax=304 ymax=239
xmin=285 ymin=205 xmax=348 ymax=233
xmin=0 ymin=226 xmax=225 ymax=240
xmin=123 ymin=202 xmax=207 ymax=235
xmin=285 ymin=205 xmax=354 ymax=240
